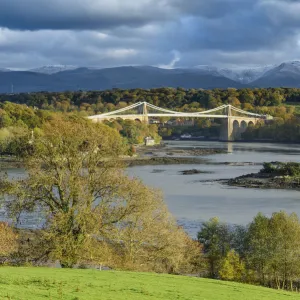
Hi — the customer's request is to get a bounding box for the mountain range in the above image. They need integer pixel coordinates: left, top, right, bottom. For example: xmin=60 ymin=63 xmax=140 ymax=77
xmin=1 ymin=61 xmax=300 ymax=93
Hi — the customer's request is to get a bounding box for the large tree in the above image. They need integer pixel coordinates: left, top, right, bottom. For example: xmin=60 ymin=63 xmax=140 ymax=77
xmin=1 ymin=117 xmax=198 ymax=271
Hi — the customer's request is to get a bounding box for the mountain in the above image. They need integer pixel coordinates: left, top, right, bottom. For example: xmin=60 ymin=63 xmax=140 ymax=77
xmin=252 ymin=61 xmax=300 ymax=87
xmin=30 ymin=65 xmax=78 ymax=74
xmin=0 ymin=68 xmax=11 ymax=72
xmin=0 ymin=71 xmax=65 ymax=93
xmin=0 ymin=66 xmax=244 ymax=93
xmin=218 ymin=65 xmax=276 ymax=84
xmin=1 ymin=61 xmax=300 ymax=93
xmin=56 ymin=66 xmax=245 ymax=90
xmin=194 ymin=65 xmax=276 ymax=83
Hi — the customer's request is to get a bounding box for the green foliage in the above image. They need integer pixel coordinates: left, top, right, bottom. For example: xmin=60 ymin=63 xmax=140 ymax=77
xmin=2 ymin=87 xmax=300 ymax=143
xmin=197 ymin=218 xmax=232 ymax=278
xmin=1 ymin=87 xmax=300 ymax=116
xmin=106 ymin=119 xmax=161 ymax=145
xmin=247 ymin=212 xmax=300 ymax=289
xmin=0 ymin=102 xmax=53 ymax=129
xmin=197 ymin=211 xmax=300 ymax=291
xmin=243 ymin=117 xmax=300 ymax=143
xmin=219 ymin=250 xmax=245 ymax=281
xmin=1 ymin=118 xmax=197 ymax=273
xmin=262 ymin=162 xmax=277 ymax=174
xmin=261 ymin=162 xmax=300 ymax=177
xmin=0 ymin=222 xmax=18 ymax=259
xmin=0 ymin=126 xmax=32 ymax=156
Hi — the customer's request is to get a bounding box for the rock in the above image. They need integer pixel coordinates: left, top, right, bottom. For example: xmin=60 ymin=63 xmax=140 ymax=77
xmin=180 ymin=169 xmax=210 ymax=175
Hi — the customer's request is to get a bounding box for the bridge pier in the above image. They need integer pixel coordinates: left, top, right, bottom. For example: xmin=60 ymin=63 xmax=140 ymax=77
xmin=219 ymin=117 xmax=260 ymax=141
xmin=138 ymin=102 xmax=149 ymax=124
xmin=219 ymin=117 xmax=234 ymax=142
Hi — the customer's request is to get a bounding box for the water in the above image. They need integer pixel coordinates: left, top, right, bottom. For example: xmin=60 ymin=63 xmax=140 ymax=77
xmin=1 ymin=141 xmax=300 ymax=236
xmin=127 ymin=141 xmax=300 ymax=236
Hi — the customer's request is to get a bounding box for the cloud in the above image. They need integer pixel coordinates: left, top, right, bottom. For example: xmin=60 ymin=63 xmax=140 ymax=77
xmin=0 ymin=0 xmax=300 ymax=68
xmin=158 ymin=51 xmax=181 ymax=69
xmin=0 ymin=0 xmax=176 ymax=31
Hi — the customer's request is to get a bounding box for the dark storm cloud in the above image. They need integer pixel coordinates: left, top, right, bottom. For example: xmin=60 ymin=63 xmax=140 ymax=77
xmin=0 ymin=0 xmax=300 ymax=68
xmin=0 ymin=0 xmax=255 ymax=31
xmin=0 ymin=0 xmax=176 ymax=30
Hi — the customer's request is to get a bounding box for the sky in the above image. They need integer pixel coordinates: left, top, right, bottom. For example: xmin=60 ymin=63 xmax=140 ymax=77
xmin=0 ymin=0 xmax=300 ymax=69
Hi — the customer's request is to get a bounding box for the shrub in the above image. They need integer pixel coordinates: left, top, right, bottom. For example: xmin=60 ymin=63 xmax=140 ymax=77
xmin=0 ymin=222 xmax=18 ymax=260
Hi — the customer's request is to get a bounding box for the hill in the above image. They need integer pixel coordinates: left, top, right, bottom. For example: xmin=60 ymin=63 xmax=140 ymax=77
xmin=252 ymin=62 xmax=300 ymax=88
xmin=0 ymin=66 xmax=244 ymax=93
xmin=0 ymin=267 xmax=298 ymax=300
xmin=2 ymin=61 xmax=300 ymax=92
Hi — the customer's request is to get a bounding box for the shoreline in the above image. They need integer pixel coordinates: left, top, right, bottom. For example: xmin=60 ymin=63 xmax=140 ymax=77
xmin=225 ymin=172 xmax=300 ymax=191
xmin=163 ymin=138 xmax=300 ymax=145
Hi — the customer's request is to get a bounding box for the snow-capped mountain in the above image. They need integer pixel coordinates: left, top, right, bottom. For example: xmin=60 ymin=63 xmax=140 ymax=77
xmin=1 ymin=61 xmax=300 ymax=93
xmin=266 ymin=61 xmax=300 ymax=75
xmin=194 ymin=64 xmax=277 ymax=83
xmin=218 ymin=65 xmax=276 ymax=84
xmin=252 ymin=61 xmax=300 ymax=87
xmin=30 ymin=65 xmax=78 ymax=74
xmin=0 ymin=68 xmax=11 ymax=72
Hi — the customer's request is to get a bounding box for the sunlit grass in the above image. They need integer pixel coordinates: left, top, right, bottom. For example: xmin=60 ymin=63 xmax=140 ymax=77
xmin=0 ymin=267 xmax=299 ymax=300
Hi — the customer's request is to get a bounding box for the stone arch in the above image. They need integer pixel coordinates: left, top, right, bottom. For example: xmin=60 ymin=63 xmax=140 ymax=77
xmin=232 ymin=120 xmax=241 ymax=140
xmin=248 ymin=121 xmax=255 ymax=127
xmin=233 ymin=120 xmax=240 ymax=130
xmin=241 ymin=120 xmax=248 ymax=130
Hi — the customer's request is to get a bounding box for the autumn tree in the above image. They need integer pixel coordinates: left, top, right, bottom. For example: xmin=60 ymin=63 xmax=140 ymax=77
xmin=0 ymin=222 xmax=18 ymax=262
xmin=1 ymin=117 xmax=193 ymax=271
xmin=219 ymin=250 xmax=245 ymax=282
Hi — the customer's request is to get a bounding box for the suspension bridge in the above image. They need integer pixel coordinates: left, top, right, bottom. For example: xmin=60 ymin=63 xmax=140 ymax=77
xmin=88 ymin=102 xmax=270 ymax=141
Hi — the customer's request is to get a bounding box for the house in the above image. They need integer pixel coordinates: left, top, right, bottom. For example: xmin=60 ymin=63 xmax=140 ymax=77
xmin=145 ymin=137 xmax=155 ymax=146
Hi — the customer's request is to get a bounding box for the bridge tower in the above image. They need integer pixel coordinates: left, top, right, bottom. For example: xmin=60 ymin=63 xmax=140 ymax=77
xmin=219 ymin=105 xmax=234 ymax=141
xmin=138 ymin=102 xmax=149 ymax=124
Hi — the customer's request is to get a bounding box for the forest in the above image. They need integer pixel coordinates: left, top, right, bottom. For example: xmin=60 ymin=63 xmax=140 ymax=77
xmin=1 ymin=87 xmax=300 ymax=143
xmin=1 ymin=87 xmax=300 ymax=114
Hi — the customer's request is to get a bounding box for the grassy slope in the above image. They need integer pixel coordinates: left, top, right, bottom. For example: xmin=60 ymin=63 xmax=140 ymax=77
xmin=285 ymin=102 xmax=300 ymax=115
xmin=0 ymin=268 xmax=298 ymax=300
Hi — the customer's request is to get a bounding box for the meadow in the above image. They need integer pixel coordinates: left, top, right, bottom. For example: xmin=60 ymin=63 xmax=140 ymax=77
xmin=0 ymin=267 xmax=299 ymax=300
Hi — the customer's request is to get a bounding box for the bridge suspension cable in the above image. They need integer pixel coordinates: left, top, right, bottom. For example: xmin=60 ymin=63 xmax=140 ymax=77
xmin=94 ymin=102 xmax=143 ymax=117
xmin=145 ymin=102 xmax=191 ymax=115
xmin=88 ymin=102 xmax=266 ymax=119
xmin=230 ymin=105 xmax=264 ymax=117
xmin=190 ymin=105 xmax=228 ymax=115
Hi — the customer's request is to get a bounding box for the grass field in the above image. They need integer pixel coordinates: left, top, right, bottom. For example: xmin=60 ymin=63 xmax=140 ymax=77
xmin=0 ymin=267 xmax=299 ymax=300
xmin=285 ymin=102 xmax=300 ymax=115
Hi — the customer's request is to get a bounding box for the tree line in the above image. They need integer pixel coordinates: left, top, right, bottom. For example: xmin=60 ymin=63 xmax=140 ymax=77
xmin=198 ymin=212 xmax=300 ymax=291
xmin=2 ymin=86 xmax=300 ymax=144
xmin=1 ymin=87 xmax=300 ymax=115
xmin=0 ymin=102 xmax=162 ymax=155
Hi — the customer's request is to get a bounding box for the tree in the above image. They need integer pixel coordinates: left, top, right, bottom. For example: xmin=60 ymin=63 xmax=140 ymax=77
xmin=219 ymin=250 xmax=245 ymax=281
xmin=247 ymin=212 xmax=300 ymax=290
xmin=198 ymin=217 xmax=232 ymax=278
xmin=1 ymin=118 xmax=192 ymax=271
xmin=0 ymin=222 xmax=18 ymax=260
xmin=247 ymin=213 xmax=272 ymax=286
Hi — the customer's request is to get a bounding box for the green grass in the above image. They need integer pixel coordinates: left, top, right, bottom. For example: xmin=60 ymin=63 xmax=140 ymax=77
xmin=285 ymin=102 xmax=300 ymax=114
xmin=0 ymin=267 xmax=299 ymax=300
